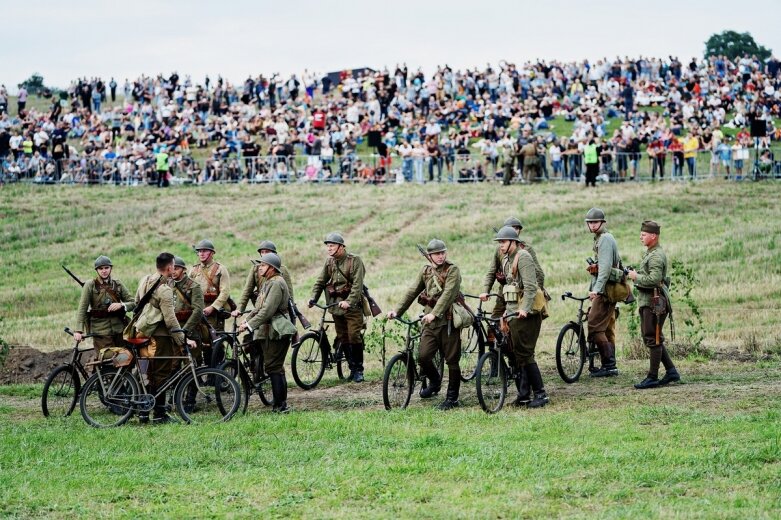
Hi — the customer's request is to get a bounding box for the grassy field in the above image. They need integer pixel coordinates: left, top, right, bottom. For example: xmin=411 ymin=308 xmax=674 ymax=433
xmin=1 ymin=181 xmax=781 ymax=517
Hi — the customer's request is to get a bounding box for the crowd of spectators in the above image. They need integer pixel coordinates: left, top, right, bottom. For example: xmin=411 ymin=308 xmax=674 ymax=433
xmin=2 ymin=53 xmax=781 ymax=185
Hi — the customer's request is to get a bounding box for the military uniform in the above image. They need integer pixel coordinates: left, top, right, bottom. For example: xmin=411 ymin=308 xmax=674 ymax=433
xmin=586 ymin=211 xmax=621 ymax=376
xmin=393 ymin=256 xmax=462 ymax=405
xmin=495 ymin=226 xmax=549 ymax=407
xmin=484 ymin=241 xmax=543 ymax=319
xmin=310 ymin=251 xmax=367 ymax=377
xmin=189 ymin=258 xmax=231 ymax=326
xmin=76 ymin=276 xmax=135 ymax=355
xmin=633 ymin=221 xmax=679 ymax=388
xmin=135 ymin=273 xmax=185 ymax=417
xmin=238 ymin=263 xmax=294 ymax=314
xmin=521 ymin=142 xmax=539 ymax=182
xmin=170 ymin=274 xmax=205 ymax=361
xmin=246 ymin=254 xmax=296 ymax=412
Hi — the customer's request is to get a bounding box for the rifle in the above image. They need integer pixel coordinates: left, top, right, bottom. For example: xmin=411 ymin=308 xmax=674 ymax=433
xmin=362 ymin=286 xmax=383 ymax=317
xmin=62 ymin=264 xmax=85 ymax=287
xmin=289 ymin=300 xmax=311 ymax=329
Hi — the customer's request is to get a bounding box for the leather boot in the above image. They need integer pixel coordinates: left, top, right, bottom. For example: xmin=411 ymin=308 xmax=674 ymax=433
xmin=342 ymin=343 xmax=355 ymax=382
xmin=591 ymin=342 xmax=619 ymax=377
xmin=419 ymin=362 xmax=442 ymax=398
xmin=152 ymin=391 xmax=172 ymax=423
xmin=437 ymin=368 xmax=461 ymax=410
xmin=526 ymin=363 xmax=549 ymax=408
xmin=659 ymin=367 xmax=681 ymax=385
xmin=270 ymin=373 xmax=290 ymax=413
xmin=512 ymin=367 xmax=531 ymax=407
xmin=352 ymin=343 xmax=365 ymax=383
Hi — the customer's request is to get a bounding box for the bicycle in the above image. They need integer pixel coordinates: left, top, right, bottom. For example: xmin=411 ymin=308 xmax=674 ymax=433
xmin=41 ymin=328 xmax=96 ymax=417
xmin=555 ymin=291 xmax=600 ymax=383
xmin=290 ymin=302 xmax=350 ymax=390
xmin=215 ymin=311 xmax=272 ymax=413
xmin=382 ymin=315 xmax=445 ymax=410
xmin=78 ymin=328 xmax=240 ymax=427
xmin=459 ymin=293 xmax=503 ymax=382
xmin=473 ymin=311 xmax=520 ymax=414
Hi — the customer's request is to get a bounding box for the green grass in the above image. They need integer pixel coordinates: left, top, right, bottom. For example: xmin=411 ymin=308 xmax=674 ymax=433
xmin=1 ymin=359 xmax=780 ymax=517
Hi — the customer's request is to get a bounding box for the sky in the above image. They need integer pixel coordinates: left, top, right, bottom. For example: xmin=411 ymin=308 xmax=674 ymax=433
xmin=2 ymin=0 xmax=780 ymax=92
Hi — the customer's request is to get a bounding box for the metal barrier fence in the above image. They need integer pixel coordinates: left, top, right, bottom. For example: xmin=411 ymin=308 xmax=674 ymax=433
xmin=2 ymin=148 xmax=781 ymax=185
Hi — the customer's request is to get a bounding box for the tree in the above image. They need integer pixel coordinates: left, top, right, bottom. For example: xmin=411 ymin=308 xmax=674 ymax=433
xmin=704 ymin=31 xmax=771 ymax=62
xmin=18 ymin=73 xmax=48 ymax=95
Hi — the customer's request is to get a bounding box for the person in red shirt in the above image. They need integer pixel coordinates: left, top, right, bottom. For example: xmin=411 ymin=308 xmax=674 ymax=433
xmin=312 ymin=109 xmax=326 ymax=131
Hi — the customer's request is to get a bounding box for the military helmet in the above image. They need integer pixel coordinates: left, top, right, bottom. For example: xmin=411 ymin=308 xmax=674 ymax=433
xmin=259 ymin=252 xmax=282 ymax=271
xmin=585 ymin=208 xmax=606 ymax=222
xmin=173 ymin=256 xmax=187 ymax=269
xmin=193 ymin=239 xmax=216 ymax=252
xmin=323 ymin=232 xmax=345 ymax=246
xmin=426 ymin=239 xmax=447 ymax=254
xmin=257 ymin=240 xmax=277 ymax=253
xmin=94 ymin=255 xmax=113 ymax=269
xmin=493 ymin=226 xmax=520 ymax=242
xmin=502 ymin=217 xmax=524 ymax=229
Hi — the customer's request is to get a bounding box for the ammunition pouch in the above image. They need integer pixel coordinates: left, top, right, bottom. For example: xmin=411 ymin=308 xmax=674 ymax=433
xmin=417 ymin=293 xmax=439 ymax=308
xmin=495 ymin=272 xmax=506 ymax=284
xmin=327 ymin=284 xmax=351 ymax=299
xmin=88 ymin=309 xmax=123 ymax=319
xmin=204 ymin=292 xmax=218 ymax=305
xmin=175 ymin=310 xmax=193 ymax=322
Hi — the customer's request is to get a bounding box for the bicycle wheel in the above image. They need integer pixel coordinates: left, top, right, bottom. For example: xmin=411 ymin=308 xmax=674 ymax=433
xmin=79 ymin=370 xmax=139 ymax=428
xmin=382 ymin=353 xmax=413 ymax=410
xmin=459 ymin=324 xmax=484 ymax=382
xmin=219 ymin=360 xmax=250 ymax=414
xmin=556 ymin=322 xmax=586 ymax=383
xmin=475 ymin=351 xmax=506 ymax=414
xmin=42 ymin=364 xmax=81 ymax=417
xmin=175 ymin=367 xmax=240 ymax=424
xmin=291 ymin=332 xmax=326 ymax=390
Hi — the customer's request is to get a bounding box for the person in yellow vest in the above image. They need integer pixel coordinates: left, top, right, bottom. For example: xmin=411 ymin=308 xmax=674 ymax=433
xmin=155 ymin=144 xmax=170 ymax=188
xmin=683 ymin=132 xmax=699 ymax=180
xmin=584 ymin=138 xmax=599 ymax=187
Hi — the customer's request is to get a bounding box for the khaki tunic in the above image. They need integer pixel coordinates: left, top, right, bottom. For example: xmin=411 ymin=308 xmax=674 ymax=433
xmin=634 ymin=244 xmax=669 ymax=309
xmin=76 ymin=277 xmax=135 ymax=335
xmin=189 ymin=259 xmax=231 ymax=311
xmin=135 ymin=274 xmax=184 ymax=346
xmin=394 ymin=261 xmax=462 ymax=330
xmin=502 ymin=247 xmax=542 ymax=366
xmin=170 ymin=276 xmax=205 ymax=338
xmin=310 ymin=252 xmax=365 ymax=317
xmin=238 ymin=263 xmax=294 ymax=312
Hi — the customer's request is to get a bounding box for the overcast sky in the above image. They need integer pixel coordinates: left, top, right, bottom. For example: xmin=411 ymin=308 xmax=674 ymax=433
xmin=2 ymin=0 xmax=780 ymax=91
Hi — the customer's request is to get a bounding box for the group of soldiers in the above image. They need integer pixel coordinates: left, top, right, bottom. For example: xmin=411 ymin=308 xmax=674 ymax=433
xmin=73 ymin=209 xmax=680 ymax=422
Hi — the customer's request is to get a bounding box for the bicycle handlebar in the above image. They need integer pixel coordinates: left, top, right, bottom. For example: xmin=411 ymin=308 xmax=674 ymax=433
xmin=462 ymin=293 xmax=501 ymax=300
xmin=64 ymin=327 xmax=95 ymax=339
xmin=310 ymin=301 xmax=339 ymax=310
xmin=561 ymin=291 xmax=589 ymax=302
xmin=393 ymin=315 xmax=423 ymax=326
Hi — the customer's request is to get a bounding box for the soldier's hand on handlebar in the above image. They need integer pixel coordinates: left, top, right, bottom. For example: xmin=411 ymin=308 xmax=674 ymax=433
xmin=230 ymin=309 xmax=241 ymax=318
xmin=203 ymin=306 xmax=214 ymax=316
xmin=308 ymin=299 xmax=316 ymax=308
xmin=386 ymin=311 xmax=397 ymax=319
xmin=338 ymin=301 xmax=351 ymax=310
xmin=421 ymin=313 xmax=436 ymax=324
xmin=238 ymin=321 xmax=249 ymax=332
xmin=517 ymin=309 xmax=528 ymax=319
xmin=588 ymin=291 xmax=598 ymax=301
xmin=186 ymin=339 xmax=198 ymax=349
xmin=478 ymin=293 xmax=490 ymax=302
xmin=73 ymin=332 xmax=83 ymax=342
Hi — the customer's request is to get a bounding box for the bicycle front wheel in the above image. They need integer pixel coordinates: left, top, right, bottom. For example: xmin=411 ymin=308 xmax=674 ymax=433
xmin=459 ymin=324 xmax=484 ymax=382
xmin=556 ymin=322 xmax=586 ymax=383
xmin=42 ymin=364 xmax=81 ymax=417
xmin=475 ymin=351 xmax=506 ymax=414
xmin=175 ymin=368 xmax=240 ymax=424
xmin=382 ymin=353 xmax=413 ymax=410
xmin=291 ymin=332 xmax=326 ymax=390
xmin=79 ymin=370 xmax=139 ymax=428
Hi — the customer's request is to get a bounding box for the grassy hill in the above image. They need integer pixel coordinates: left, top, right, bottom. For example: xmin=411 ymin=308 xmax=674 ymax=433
xmin=2 ymin=180 xmax=780 ymax=355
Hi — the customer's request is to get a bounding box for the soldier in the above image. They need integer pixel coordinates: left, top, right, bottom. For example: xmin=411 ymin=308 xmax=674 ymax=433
xmin=520 ymin=139 xmax=540 ymax=182
xmin=170 ymin=256 xmax=205 ymax=354
xmin=239 ymin=253 xmax=297 ymax=413
xmin=494 ymin=226 xmax=549 ymax=407
xmin=584 ymin=207 xmax=621 ymax=377
xmin=189 ymin=239 xmax=231 ymax=364
xmin=74 ymin=256 xmax=135 ymax=354
xmin=233 ymin=240 xmax=295 ymax=318
xmin=309 ymin=232 xmax=368 ymax=382
xmin=481 ymin=217 xmax=544 ymax=321
xmin=387 ymin=239 xmax=463 ymax=410
xmin=135 ymin=252 xmax=197 ymax=423
xmin=626 ymin=221 xmax=681 ymax=389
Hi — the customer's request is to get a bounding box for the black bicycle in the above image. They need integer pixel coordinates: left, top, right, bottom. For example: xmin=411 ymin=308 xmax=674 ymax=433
xmin=555 ymin=291 xmax=599 ymax=383
xmin=79 ymin=329 xmax=240 ymax=427
xmin=290 ymin=302 xmax=349 ymax=390
xmin=215 ymin=311 xmax=272 ymax=413
xmin=460 ymin=294 xmax=502 ymax=382
xmin=41 ymin=328 xmax=96 ymax=417
xmin=382 ymin=315 xmax=445 ymax=410
xmin=474 ymin=311 xmax=518 ymax=414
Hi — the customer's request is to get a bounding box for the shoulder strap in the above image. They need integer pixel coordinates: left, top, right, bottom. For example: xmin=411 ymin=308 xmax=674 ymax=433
xmin=511 ymin=251 xmax=522 ymax=279
xmin=332 ymin=256 xmax=354 ymax=284
xmin=173 ymin=283 xmax=192 ymax=307
xmin=202 ymin=263 xmax=220 ymax=290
